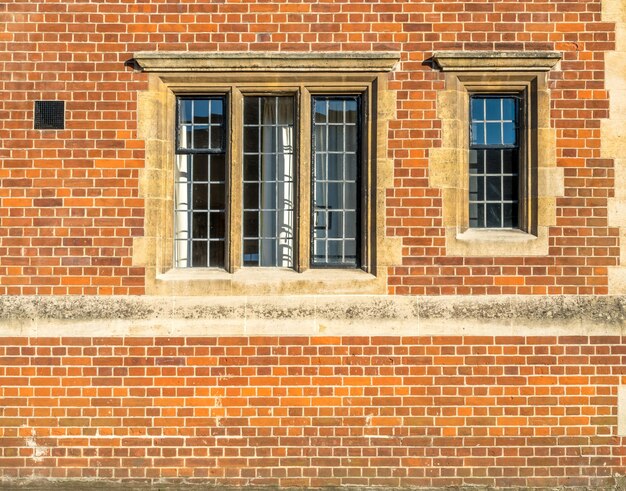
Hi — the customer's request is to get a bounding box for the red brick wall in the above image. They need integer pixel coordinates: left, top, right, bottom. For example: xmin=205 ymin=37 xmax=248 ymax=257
xmin=0 ymin=335 xmax=623 ymax=487
xmin=0 ymin=0 xmax=618 ymax=295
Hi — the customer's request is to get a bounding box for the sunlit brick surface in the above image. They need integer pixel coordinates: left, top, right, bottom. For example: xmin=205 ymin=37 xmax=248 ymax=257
xmin=0 ymin=0 xmax=618 ymax=295
xmin=0 ymin=336 xmax=624 ymax=487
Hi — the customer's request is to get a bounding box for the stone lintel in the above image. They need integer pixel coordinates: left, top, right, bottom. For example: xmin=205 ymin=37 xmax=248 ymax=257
xmin=133 ymin=51 xmax=401 ymax=72
xmin=432 ymin=51 xmax=562 ymax=71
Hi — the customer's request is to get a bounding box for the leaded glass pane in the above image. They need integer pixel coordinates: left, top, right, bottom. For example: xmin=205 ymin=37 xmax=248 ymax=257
xmin=311 ymin=96 xmax=360 ymax=267
xmin=469 ymin=96 xmax=520 ymax=229
xmin=175 ymin=96 xmax=227 ymax=268
xmin=242 ymin=96 xmax=295 ymax=268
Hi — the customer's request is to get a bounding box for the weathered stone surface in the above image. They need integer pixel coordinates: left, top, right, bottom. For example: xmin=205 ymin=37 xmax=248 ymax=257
xmin=1 ymin=296 xmax=625 ymax=336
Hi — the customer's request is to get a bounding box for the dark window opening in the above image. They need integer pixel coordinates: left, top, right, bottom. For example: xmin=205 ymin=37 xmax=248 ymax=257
xmin=175 ymin=96 xmax=227 ymax=268
xmin=311 ymin=96 xmax=361 ymax=267
xmin=469 ymin=95 xmax=520 ymax=228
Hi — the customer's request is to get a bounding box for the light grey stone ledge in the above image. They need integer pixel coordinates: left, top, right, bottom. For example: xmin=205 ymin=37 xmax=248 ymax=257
xmin=0 ymin=295 xmax=625 ymax=337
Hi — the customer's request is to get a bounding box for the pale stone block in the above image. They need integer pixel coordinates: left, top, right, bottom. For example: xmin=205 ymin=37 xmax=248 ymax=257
xmin=131 ymin=237 xmax=154 ymax=266
xmin=538 ymin=198 xmax=557 ymax=226
xmin=538 ymin=168 xmax=564 ymax=197
xmin=606 ymin=51 xmax=626 ymax=91
xmin=436 ymin=90 xmax=461 ymax=119
xmin=601 ymin=119 xmax=626 ymax=158
xmin=603 ymin=0 xmax=626 ymax=24
xmin=429 ymin=148 xmax=463 ymax=188
xmin=537 ymin=128 xmax=557 ymax=167
xmin=609 ymin=267 xmax=626 ymax=294
xmin=609 ymin=89 xmax=626 ymax=115
xmin=608 ymin=199 xmax=626 ymax=227
xmin=441 ymin=189 xmax=461 ymax=224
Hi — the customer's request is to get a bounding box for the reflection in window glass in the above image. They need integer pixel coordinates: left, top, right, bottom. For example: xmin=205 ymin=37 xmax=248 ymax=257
xmin=175 ymin=97 xmax=227 ymax=267
xmin=311 ymin=96 xmax=360 ymax=267
xmin=242 ymin=96 xmax=295 ymax=267
xmin=469 ymin=96 xmax=520 ymax=228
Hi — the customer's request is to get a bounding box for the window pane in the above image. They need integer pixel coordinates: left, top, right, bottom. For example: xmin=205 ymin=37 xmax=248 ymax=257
xmin=469 ymin=95 xmax=520 ymax=230
xmin=177 ymin=97 xmax=225 ymax=152
xmin=486 ymin=176 xmax=502 ymax=201
xmin=192 ymin=154 xmax=209 ymax=181
xmin=469 ymin=175 xmax=479 ymax=201
xmin=345 ymin=153 xmax=357 ymax=181
xmin=209 ymin=241 xmax=225 ymax=268
xmin=327 ymin=182 xmax=343 ymax=209
xmin=243 ymin=211 xmax=258 ymax=239
xmin=209 ymin=212 xmax=226 ymax=240
xmin=192 ymin=241 xmax=208 ymax=267
xmin=242 ymin=96 xmax=294 ymax=268
xmin=469 ymin=202 xmax=483 ymax=228
xmin=344 ymin=100 xmax=358 ymax=124
xmin=180 ymin=100 xmax=193 ymax=125
xmin=194 ymin=100 xmax=209 ymax=124
xmin=209 ymin=183 xmax=225 ymax=209
xmin=314 ymin=125 xmax=326 ymax=152
xmin=502 ymin=203 xmax=518 ymax=228
xmin=469 ymin=149 xmax=484 ymax=174
xmin=486 ymin=203 xmax=502 ymax=228
xmin=175 ymin=96 xmax=227 ymax=268
xmin=502 ymin=176 xmax=517 ymax=201
xmin=485 ymin=98 xmax=501 ymax=120
xmin=328 ymin=100 xmax=344 ymax=123
xmin=471 ymin=97 xmax=484 ymax=121
xmin=502 ymin=122 xmax=516 ymax=145
xmin=243 ymin=183 xmax=259 ymax=209
xmin=244 ymin=154 xmax=259 ymax=181
xmin=314 ymin=100 xmax=327 ymax=123
xmin=277 ymin=97 xmax=294 ymax=125
xmin=192 ymin=213 xmax=208 ymax=239
xmin=311 ymin=96 xmax=360 ymax=267
xmin=210 ymin=154 xmax=226 ymax=182
xmin=502 ymin=149 xmax=518 ymax=174
xmin=210 ymin=124 xmax=223 ymax=150
xmin=243 ymin=127 xmax=259 ymax=153
xmin=502 ymin=98 xmax=516 ymax=121
xmin=485 ymin=122 xmax=500 ymax=145
xmin=345 ymin=125 xmax=357 ymax=152
xmin=210 ymin=99 xmax=224 ymax=125
xmin=180 ymin=125 xmax=193 ymax=149
xmin=192 ymin=183 xmax=208 ymax=210
xmin=328 ymin=125 xmax=343 ymax=152
xmin=485 ymin=149 xmax=501 ymax=174
xmin=471 ymin=123 xmax=484 ymax=146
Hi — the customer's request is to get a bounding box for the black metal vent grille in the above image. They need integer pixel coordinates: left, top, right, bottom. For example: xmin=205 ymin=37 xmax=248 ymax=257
xmin=34 ymin=100 xmax=65 ymax=130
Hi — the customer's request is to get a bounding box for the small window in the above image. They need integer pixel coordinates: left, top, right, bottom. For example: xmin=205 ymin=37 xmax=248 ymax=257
xmin=469 ymin=95 xmax=521 ymax=229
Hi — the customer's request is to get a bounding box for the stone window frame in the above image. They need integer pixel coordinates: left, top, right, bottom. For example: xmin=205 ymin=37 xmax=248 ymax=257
xmin=431 ymin=52 xmax=562 ymax=257
xmin=132 ymin=52 xmax=401 ymax=295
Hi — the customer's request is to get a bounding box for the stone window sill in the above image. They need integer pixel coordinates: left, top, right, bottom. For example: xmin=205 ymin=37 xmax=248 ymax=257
xmin=446 ymin=227 xmax=549 ymax=257
xmin=457 ymin=228 xmax=537 ymax=243
xmin=154 ymin=267 xmax=384 ymax=295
